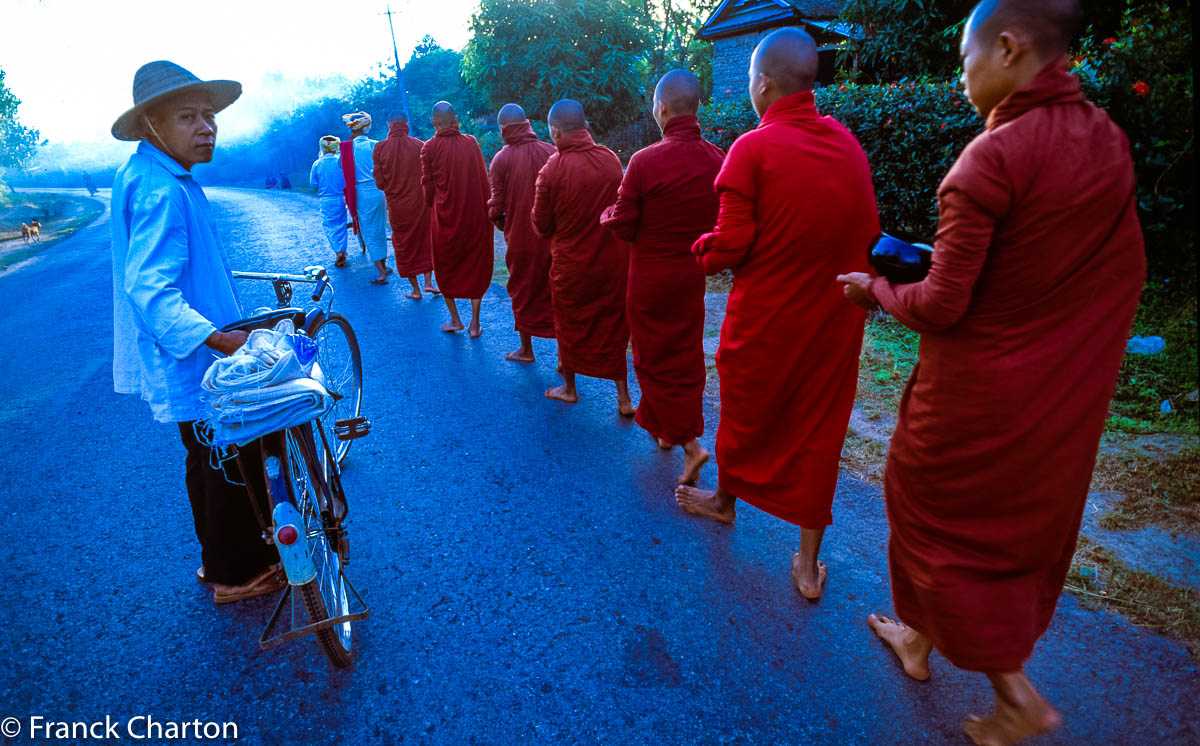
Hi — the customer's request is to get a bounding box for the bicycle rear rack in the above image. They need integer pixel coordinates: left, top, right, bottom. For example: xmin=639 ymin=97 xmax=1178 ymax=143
xmin=258 ymin=572 xmax=370 ymax=651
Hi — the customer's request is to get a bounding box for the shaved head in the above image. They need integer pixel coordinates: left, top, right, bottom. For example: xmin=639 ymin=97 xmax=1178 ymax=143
xmin=547 ymin=99 xmax=587 ymax=133
xmin=431 ymin=101 xmax=456 ymax=129
xmin=751 ymin=28 xmax=819 ymax=97
xmin=967 ymin=0 xmax=1081 ymax=57
xmin=498 ymin=103 xmax=527 ymax=125
xmin=388 ymin=109 xmax=408 ymax=124
xmin=653 ymin=69 xmax=702 ymax=117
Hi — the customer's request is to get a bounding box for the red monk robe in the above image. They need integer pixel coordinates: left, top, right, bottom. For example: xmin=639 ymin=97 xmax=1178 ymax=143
xmin=600 ymin=114 xmax=724 ymax=445
xmin=692 ymin=91 xmax=877 ymax=527
xmin=531 ymin=130 xmax=629 ymax=379
xmin=373 ymin=120 xmax=433 ymax=276
xmin=488 ymin=121 xmax=557 ymax=338
xmin=868 ymin=61 xmax=1145 ymax=672
xmin=419 ymin=125 xmax=492 ymax=298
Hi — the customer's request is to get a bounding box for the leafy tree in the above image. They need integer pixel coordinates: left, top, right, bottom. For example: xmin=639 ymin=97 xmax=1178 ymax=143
xmin=463 ymin=0 xmax=650 ymax=133
xmin=636 ymin=0 xmax=719 ymax=101
xmin=403 ymin=36 xmax=487 ymax=137
xmin=1 ymin=68 xmax=39 ymax=170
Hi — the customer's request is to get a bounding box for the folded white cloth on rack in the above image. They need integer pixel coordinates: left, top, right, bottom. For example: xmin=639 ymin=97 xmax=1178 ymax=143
xmin=201 ymin=320 xmax=333 ymax=447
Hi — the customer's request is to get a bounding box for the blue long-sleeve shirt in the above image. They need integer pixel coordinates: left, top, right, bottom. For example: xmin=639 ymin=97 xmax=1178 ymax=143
xmin=309 ymin=152 xmax=346 ymax=198
xmin=111 ymin=141 xmax=243 ymax=423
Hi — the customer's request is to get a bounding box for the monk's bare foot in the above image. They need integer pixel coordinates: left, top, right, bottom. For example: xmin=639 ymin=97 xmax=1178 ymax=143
xmin=406 ymin=290 xmax=423 ymax=300
xmin=618 ymin=398 xmax=636 ymax=417
xmin=506 ymin=349 xmax=535 ymax=363
xmin=468 ymin=322 xmax=482 ymax=338
xmin=656 ymin=437 xmax=672 ymax=450
xmin=675 ymin=485 xmax=735 ymax=524
xmin=964 ymin=677 xmax=1061 ymax=746
xmin=791 ymin=554 xmax=828 ymax=600
xmin=442 ymin=320 xmax=465 ymax=333
xmin=678 ymin=446 xmax=710 ymax=485
xmin=427 ymin=285 xmax=441 ymax=295
xmin=545 ymin=385 xmax=578 ymax=403
xmin=868 ymin=614 xmax=932 ymax=681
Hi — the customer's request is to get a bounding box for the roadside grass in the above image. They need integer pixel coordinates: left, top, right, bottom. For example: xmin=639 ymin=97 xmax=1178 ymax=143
xmin=1068 ymin=536 xmax=1200 ymax=659
xmin=1092 ymin=447 xmax=1200 ymax=535
xmin=855 ymin=311 xmax=919 ymax=422
xmin=0 ymin=195 xmax=105 ymax=272
xmin=1109 ymin=280 xmax=1199 ymax=433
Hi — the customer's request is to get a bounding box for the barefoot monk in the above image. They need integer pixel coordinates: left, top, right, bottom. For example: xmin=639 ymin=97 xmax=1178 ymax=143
xmin=532 ymin=99 xmax=634 ymax=414
xmin=600 ymin=70 xmax=723 ymax=486
xmin=838 ymin=2 xmax=1145 ymax=743
xmin=676 ymin=29 xmax=878 ymax=601
xmin=374 ymin=110 xmax=438 ymax=299
xmin=488 ymin=103 xmax=557 ymax=362
xmin=420 ymin=101 xmax=493 ymax=336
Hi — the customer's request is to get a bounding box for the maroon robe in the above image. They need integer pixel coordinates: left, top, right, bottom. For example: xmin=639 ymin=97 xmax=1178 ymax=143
xmin=600 ymin=115 xmax=724 ymax=445
xmin=691 ymin=91 xmax=877 ymax=528
xmin=531 ymin=130 xmax=629 ymax=379
xmin=488 ymin=121 xmax=557 ymax=338
xmin=867 ymin=61 xmax=1145 ymax=672
xmin=374 ymin=120 xmax=433 ymax=276
xmin=420 ymin=125 xmax=493 ymax=299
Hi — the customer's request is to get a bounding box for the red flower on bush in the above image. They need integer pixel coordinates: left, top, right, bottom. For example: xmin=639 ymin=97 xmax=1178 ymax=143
xmin=1103 ymin=37 xmax=1117 ymax=46
xmin=1132 ymin=81 xmax=1150 ymax=96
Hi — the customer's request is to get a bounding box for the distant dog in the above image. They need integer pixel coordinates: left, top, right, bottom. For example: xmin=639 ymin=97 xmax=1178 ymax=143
xmin=28 ymin=221 xmax=41 ymax=243
xmin=20 ymin=223 xmax=32 ymax=243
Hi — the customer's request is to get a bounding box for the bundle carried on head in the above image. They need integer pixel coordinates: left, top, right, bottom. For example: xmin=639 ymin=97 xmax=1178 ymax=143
xmin=343 ymin=111 xmax=372 ymax=132
xmin=201 ymin=320 xmax=333 ymax=447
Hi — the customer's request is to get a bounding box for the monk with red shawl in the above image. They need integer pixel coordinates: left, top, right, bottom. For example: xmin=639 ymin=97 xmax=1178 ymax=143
xmin=839 ymin=2 xmax=1145 ymax=743
xmin=600 ymin=70 xmax=723 ymax=485
xmin=676 ymin=30 xmax=878 ymax=602
xmin=531 ymin=99 xmax=633 ymax=414
xmin=374 ymin=110 xmax=438 ymax=299
xmin=420 ymin=101 xmax=493 ymax=336
xmin=488 ymin=103 xmax=556 ymax=362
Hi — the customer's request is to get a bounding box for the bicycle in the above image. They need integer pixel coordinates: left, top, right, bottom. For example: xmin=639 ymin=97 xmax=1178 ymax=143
xmin=219 ymin=265 xmax=371 ymax=668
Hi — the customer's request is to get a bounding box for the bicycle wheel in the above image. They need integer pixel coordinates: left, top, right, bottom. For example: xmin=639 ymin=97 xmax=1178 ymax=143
xmin=309 ymin=313 xmax=362 ymax=467
xmin=283 ymin=427 xmax=354 ymax=668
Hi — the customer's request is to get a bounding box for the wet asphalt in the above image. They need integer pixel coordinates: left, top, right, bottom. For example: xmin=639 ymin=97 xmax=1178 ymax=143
xmin=0 ymin=187 xmax=1196 ymax=745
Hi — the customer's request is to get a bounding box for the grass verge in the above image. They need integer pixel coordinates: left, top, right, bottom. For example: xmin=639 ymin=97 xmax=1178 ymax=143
xmin=0 ymin=195 xmax=105 ymax=272
xmin=1068 ymin=536 xmax=1200 ymax=659
xmin=1092 ymin=447 xmax=1200 ymax=535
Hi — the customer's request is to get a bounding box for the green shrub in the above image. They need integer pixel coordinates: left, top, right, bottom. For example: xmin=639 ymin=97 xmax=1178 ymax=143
xmin=1073 ymin=1 xmax=1194 ymax=287
xmin=700 ymin=80 xmax=981 ymax=239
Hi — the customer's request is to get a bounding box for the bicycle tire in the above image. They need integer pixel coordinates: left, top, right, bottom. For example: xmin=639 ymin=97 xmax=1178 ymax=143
xmin=283 ymin=427 xmax=354 ymax=669
xmin=309 ymin=313 xmax=362 ymax=467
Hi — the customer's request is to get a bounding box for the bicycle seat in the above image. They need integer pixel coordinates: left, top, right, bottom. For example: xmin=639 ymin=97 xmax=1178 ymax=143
xmin=221 ymin=308 xmax=307 ymax=334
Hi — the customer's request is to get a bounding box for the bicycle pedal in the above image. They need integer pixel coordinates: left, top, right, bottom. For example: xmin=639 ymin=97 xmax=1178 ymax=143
xmin=334 ymin=417 xmax=371 ymax=441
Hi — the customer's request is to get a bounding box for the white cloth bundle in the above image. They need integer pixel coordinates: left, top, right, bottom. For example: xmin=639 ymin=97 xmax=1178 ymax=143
xmin=202 ymin=320 xmax=333 ymax=447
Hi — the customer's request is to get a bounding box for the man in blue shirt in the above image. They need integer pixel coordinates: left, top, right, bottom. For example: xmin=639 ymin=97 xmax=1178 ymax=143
xmin=309 ymin=135 xmax=349 ymax=267
xmin=111 ymin=60 xmax=282 ymax=604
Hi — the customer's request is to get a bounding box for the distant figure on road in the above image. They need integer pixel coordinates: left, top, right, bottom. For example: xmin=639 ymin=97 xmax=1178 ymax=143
xmin=374 ymin=110 xmax=438 ymax=299
xmin=343 ymin=111 xmax=392 ymax=284
xmin=839 ymin=1 xmax=1146 ymax=742
xmin=420 ymin=101 xmax=493 ymax=335
xmin=531 ymin=99 xmax=634 ymax=415
xmin=279 ymin=172 xmax=291 ymax=189
xmin=487 ymin=102 xmax=556 ymax=362
xmin=264 ymin=173 xmax=277 ymax=189
xmin=676 ymin=29 xmax=878 ymax=604
xmin=84 ymin=173 xmax=98 ymax=196
xmin=600 ymin=70 xmax=723 ymax=487
xmin=309 ymin=135 xmax=348 ymax=267
xmin=109 ymin=60 xmax=283 ymax=605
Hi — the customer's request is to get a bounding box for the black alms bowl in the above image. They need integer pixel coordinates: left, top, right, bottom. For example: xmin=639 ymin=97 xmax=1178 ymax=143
xmin=868 ymin=233 xmax=933 ymax=284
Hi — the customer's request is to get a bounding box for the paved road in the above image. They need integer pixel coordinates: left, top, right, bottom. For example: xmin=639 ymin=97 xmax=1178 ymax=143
xmin=1 ymin=188 xmax=1196 ymax=744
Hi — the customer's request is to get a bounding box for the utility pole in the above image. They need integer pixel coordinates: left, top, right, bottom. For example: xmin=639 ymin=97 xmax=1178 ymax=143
xmin=383 ymin=5 xmax=411 ymax=120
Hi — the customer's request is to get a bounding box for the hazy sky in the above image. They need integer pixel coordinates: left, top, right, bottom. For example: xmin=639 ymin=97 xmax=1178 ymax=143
xmin=4 ymin=0 xmax=476 ymax=147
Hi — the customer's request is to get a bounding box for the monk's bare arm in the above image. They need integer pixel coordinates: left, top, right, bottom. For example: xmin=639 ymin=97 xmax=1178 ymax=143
xmin=530 ymin=158 xmax=556 ymax=239
xmin=487 ymin=153 xmax=507 ymax=227
xmin=599 ymin=158 xmax=643 ymax=241
xmin=691 ymin=188 xmax=757 ymax=274
xmin=372 ymin=146 xmax=387 ymax=191
xmin=419 ymin=142 xmax=435 ymax=207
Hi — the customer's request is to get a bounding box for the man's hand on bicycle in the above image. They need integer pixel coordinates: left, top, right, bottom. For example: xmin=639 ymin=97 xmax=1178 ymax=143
xmin=206 ymin=329 xmax=249 ymax=356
